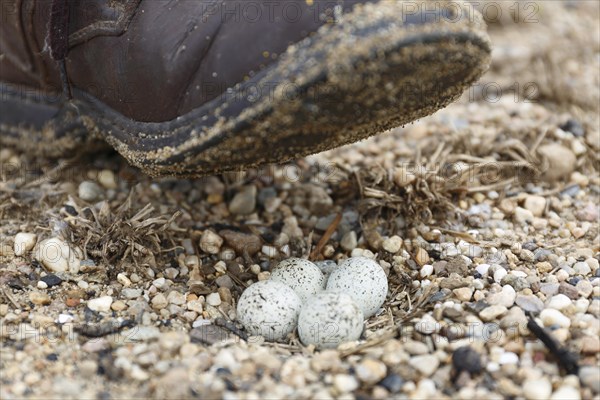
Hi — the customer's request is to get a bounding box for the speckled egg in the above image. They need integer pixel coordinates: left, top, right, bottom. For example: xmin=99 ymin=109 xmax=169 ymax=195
xmin=326 ymin=257 xmax=388 ymax=318
xmin=270 ymin=258 xmax=326 ymax=303
xmin=298 ymin=292 xmax=364 ymax=349
xmin=236 ymin=280 xmax=302 ymax=341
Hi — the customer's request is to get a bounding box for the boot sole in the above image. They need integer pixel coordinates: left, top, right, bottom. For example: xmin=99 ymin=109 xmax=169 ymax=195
xmin=1 ymin=1 xmax=491 ymax=177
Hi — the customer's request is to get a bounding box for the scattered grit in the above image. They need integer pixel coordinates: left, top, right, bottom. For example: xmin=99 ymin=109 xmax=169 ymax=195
xmin=1 ymin=1 xmax=599 ymax=399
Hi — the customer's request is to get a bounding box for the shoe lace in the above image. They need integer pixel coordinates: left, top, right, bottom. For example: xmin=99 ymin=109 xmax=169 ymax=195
xmin=49 ymin=0 xmax=72 ymax=99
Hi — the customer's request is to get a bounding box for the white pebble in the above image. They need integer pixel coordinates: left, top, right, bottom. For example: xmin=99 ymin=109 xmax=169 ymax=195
xmin=498 ymin=351 xmax=519 ymax=365
xmin=523 ymin=377 xmax=552 ymax=400
xmin=97 ymin=169 xmax=117 ymax=189
xmin=547 ymin=294 xmax=573 ymax=311
xmin=262 ymin=245 xmax=278 ymax=258
xmin=326 ymin=257 xmax=388 ymax=318
xmin=14 ymin=232 xmax=37 ymax=256
xmin=540 ymin=308 xmax=571 ymax=328
xmin=153 ymin=277 xmax=166 ymax=289
xmin=87 ymin=296 xmax=113 ymax=313
xmin=34 ymin=237 xmax=81 ymax=273
xmin=298 ymin=292 xmax=363 ymax=349
xmin=493 ymin=268 xmax=508 ymax=283
xmin=236 ymin=280 xmax=302 ymax=341
xmin=37 ymin=281 xmax=48 ymax=289
xmin=270 ymin=258 xmax=326 ymax=303
xmin=476 ymin=263 xmax=491 ymax=276
xmin=573 ymin=262 xmax=591 ymax=276
xmin=78 ymin=180 xmax=103 ymax=202
xmin=420 ymin=264 xmax=434 ymax=278
xmin=382 ymin=236 xmax=403 ymax=253
xmin=56 ymin=314 xmax=74 ymax=324
xmin=117 ymin=273 xmax=132 ymax=287
xmin=550 ymin=385 xmax=581 ymax=400
xmin=206 ymin=292 xmax=221 ymax=306
xmin=199 ymin=230 xmax=223 ymax=255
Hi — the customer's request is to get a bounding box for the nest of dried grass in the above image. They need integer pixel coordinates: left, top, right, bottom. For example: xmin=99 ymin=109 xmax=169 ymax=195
xmin=62 ymin=192 xmax=182 ymax=273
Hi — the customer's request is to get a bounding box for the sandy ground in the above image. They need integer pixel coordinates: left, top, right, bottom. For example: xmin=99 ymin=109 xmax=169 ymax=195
xmin=1 ymin=1 xmax=599 ymax=399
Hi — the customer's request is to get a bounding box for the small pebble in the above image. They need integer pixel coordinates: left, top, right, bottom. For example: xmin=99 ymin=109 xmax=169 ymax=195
xmin=97 ymin=169 xmax=117 ymax=189
xmin=117 ymin=273 xmax=132 ymax=287
xmin=487 ymin=285 xmax=516 ymax=308
xmin=514 ymin=207 xmax=534 ymax=224
xmin=540 ymin=308 xmax=571 ymax=328
xmin=354 ymin=358 xmax=387 ymax=385
xmin=493 ymin=268 xmax=508 ymax=283
xmin=523 ymin=376 xmax=552 ymax=400
xmin=476 ymin=264 xmax=490 ymax=276
xmin=498 ymin=351 xmax=519 ymax=365
xmin=550 ymin=385 xmax=581 ymax=400
xmin=206 ymin=292 xmax=221 ymax=307
xmin=480 ymin=305 xmax=508 ymax=321
xmin=13 ymin=232 xmax=37 ymax=256
xmin=523 ymin=195 xmax=546 ymax=217
xmin=261 ymin=245 xmax=278 ymax=258
xmin=228 ymin=185 xmax=257 ymax=215
xmin=78 ymin=181 xmax=103 ymax=202
xmin=380 ymin=374 xmax=404 ymax=393
xmin=573 ymin=261 xmax=591 ymax=276
xmin=87 ymin=296 xmax=113 ymax=313
xmin=547 ymin=294 xmax=572 ymax=310
xmin=333 ymin=374 xmax=359 ymax=393
xmin=537 ymin=143 xmax=576 ymax=181
xmin=199 ymin=230 xmax=223 ymax=255
xmin=152 ymin=293 xmax=168 ymax=310
xmin=29 ymin=291 xmax=51 ymax=305
xmin=408 ymin=355 xmax=439 ymax=377
xmin=34 ymin=237 xmax=80 ymax=273
xmin=382 ymin=236 xmax=403 ymax=253
xmin=515 ymin=294 xmax=544 ymax=313
xmin=420 ymin=264 xmax=434 ymax=278
xmin=340 ymin=231 xmax=358 ymax=251
xmin=579 ymin=366 xmax=600 ymax=393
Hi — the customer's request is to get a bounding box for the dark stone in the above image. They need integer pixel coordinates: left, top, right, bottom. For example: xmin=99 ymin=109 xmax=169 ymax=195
xmin=465 ymin=300 xmax=489 ymax=314
xmin=257 ymin=187 xmax=277 ymax=206
xmin=568 ymin=277 xmax=582 ymax=286
xmin=522 ymin=241 xmax=538 ymax=252
xmin=558 ymin=282 xmax=579 ymax=300
xmin=440 ymin=274 xmax=468 ymax=290
xmin=534 ymin=248 xmax=553 ymax=262
xmin=46 ymin=353 xmax=58 ymax=361
xmin=560 ymin=119 xmax=585 ymax=137
xmin=190 ymin=325 xmax=231 ymax=346
xmin=41 ymin=274 xmax=63 ymax=287
xmin=561 ymin=185 xmax=581 ymax=197
xmin=220 ymin=230 xmax=262 ymax=256
xmin=433 ymin=261 xmax=448 ymax=276
xmin=379 ymin=373 xmax=404 ymax=393
xmin=445 ymin=257 xmax=469 ymax=275
xmin=452 ymin=346 xmax=483 ymax=374
xmin=64 ymin=204 xmax=78 ymax=216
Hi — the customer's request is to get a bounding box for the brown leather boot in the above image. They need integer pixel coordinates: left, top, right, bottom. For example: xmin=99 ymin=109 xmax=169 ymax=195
xmin=1 ymin=0 xmax=491 ymax=177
